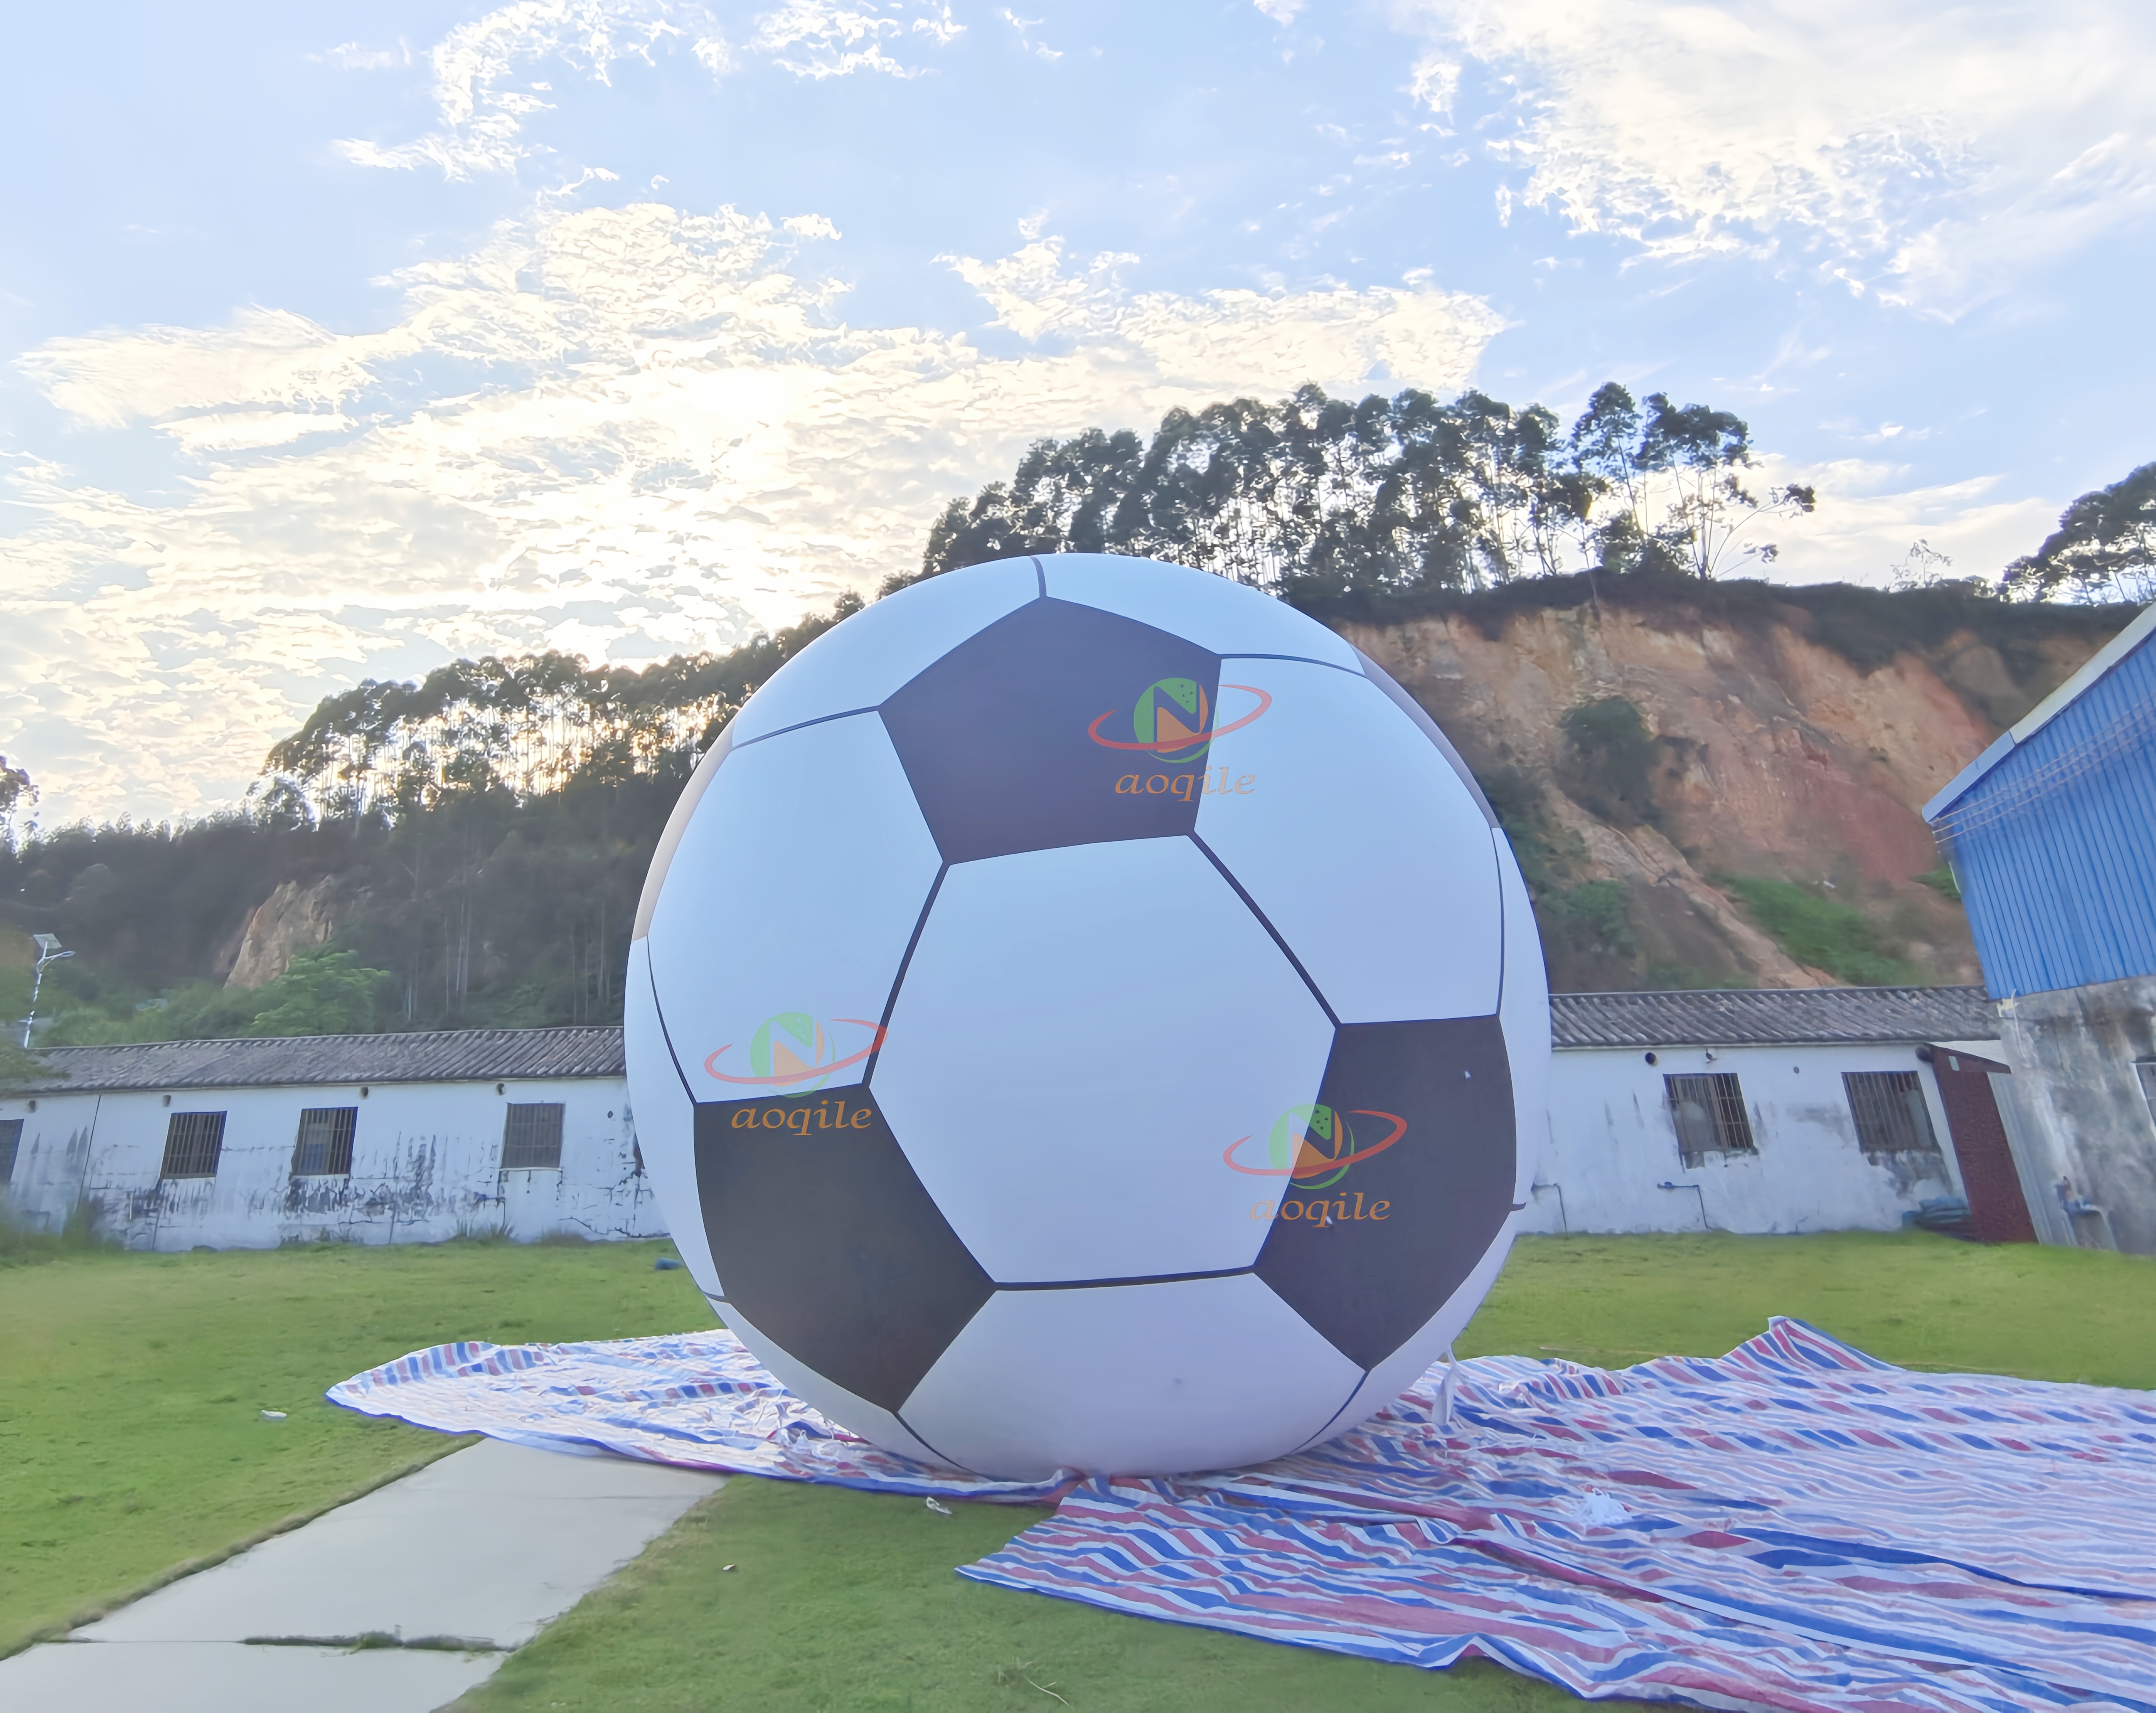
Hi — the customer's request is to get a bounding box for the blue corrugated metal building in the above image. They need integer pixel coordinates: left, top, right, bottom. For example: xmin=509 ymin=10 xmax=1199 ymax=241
xmin=1924 ymin=602 xmax=2156 ymax=1253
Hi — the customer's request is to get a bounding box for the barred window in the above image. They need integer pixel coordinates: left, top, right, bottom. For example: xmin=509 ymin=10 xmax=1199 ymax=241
xmin=0 ymin=1117 xmax=21 ymax=1185
xmin=502 ymin=1102 xmax=565 ymax=1171
xmin=1665 ymin=1074 xmax=1756 ymax=1166
xmin=161 ymin=1111 xmax=227 ymax=1180
xmin=292 ymin=1107 xmax=358 ymax=1176
xmin=1844 ymin=1071 xmax=1940 ymax=1156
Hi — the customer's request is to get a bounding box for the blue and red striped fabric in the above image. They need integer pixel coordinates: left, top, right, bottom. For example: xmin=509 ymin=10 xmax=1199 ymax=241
xmin=331 ymin=1319 xmax=2156 ymax=1710
xmin=328 ymin=1329 xmax=1070 ymax=1501
xmin=966 ymin=1320 xmax=2156 ymax=1710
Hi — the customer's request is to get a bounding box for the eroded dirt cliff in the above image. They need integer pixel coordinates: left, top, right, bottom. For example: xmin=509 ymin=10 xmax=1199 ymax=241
xmin=1339 ymin=582 xmax=2129 ymax=992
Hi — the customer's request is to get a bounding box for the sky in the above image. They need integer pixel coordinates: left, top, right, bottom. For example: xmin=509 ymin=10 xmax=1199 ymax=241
xmin=3 ymin=0 xmax=2153 ymax=825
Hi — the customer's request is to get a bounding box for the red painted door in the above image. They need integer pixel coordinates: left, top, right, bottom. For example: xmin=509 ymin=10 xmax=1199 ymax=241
xmin=1929 ymin=1049 xmax=2036 ymax=1244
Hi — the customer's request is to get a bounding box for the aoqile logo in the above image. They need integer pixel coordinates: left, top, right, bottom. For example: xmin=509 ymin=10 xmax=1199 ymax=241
xmin=704 ymin=1012 xmax=886 ymax=1092
xmin=1224 ymin=1102 xmax=1407 ymax=1188
xmin=1087 ymin=677 xmax=1270 ymax=765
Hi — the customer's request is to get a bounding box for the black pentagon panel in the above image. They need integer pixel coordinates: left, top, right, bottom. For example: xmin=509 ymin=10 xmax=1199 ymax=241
xmin=695 ymin=1089 xmax=993 ymax=1412
xmin=1253 ymin=1017 xmax=1516 ymax=1371
xmin=879 ymin=596 xmax=1222 ymax=865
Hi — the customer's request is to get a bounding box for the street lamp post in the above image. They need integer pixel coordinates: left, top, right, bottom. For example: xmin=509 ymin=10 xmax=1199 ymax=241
xmin=21 ymin=933 xmax=73 ymax=1049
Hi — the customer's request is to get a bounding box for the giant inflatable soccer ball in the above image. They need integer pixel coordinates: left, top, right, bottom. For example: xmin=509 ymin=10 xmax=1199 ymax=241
xmin=626 ymin=554 xmax=1546 ymax=1478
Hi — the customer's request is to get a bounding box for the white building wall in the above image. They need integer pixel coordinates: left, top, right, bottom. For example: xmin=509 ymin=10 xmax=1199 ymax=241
xmin=4 ymin=1039 xmax=1991 ymax=1248
xmin=0 ymin=1074 xmax=664 ymax=1250
xmin=1526 ymin=1042 xmax=1965 ymax=1235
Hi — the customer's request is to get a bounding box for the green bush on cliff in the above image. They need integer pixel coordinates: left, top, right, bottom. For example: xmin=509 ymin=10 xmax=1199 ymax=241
xmin=1558 ymin=696 xmax=1661 ymax=827
xmin=1721 ymin=877 xmax=1922 ymax=986
xmin=1540 ymin=880 xmax=1637 ymax=961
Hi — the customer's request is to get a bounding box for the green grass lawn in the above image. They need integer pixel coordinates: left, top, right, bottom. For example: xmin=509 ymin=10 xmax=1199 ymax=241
xmin=0 ymin=1235 xmax=710 ymax=1653
xmin=5 ymin=1230 xmax=2151 ymax=1706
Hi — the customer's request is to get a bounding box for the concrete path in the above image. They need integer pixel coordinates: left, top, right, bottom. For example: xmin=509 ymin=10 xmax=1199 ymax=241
xmin=0 ymin=1438 xmax=725 ymax=1712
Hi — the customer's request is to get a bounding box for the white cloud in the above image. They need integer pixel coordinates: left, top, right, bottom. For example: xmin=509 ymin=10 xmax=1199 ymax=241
xmin=315 ymin=40 xmax=412 ymax=70
xmin=752 ymin=0 xmax=958 ymax=78
xmin=1254 ymin=0 xmax=1304 ymax=23
xmin=912 ymin=4 xmax=965 ymax=46
xmin=334 ymin=0 xmax=688 ymax=178
xmin=157 ymin=411 xmax=359 ymax=454
xmin=1397 ymin=0 xmax=2156 ymax=313
xmin=1000 ymin=10 xmax=1061 ymax=61
xmin=331 ymin=0 xmax=966 ymax=179
xmin=3 ymin=204 xmax=1502 ymax=822
xmin=1743 ymin=453 xmax=2055 ymax=592
xmin=19 ymin=307 xmax=382 ymax=430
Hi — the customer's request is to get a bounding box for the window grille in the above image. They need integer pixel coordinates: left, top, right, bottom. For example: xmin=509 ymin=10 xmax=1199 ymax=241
xmin=1844 ymin=1070 xmax=1940 ymax=1155
xmin=1664 ymin=1074 xmax=1756 ymax=1166
xmin=502 ymin=1102 xmax=565 ymax=1171
xmin=292 ymin=1107 xmax=358 ymax=1176
xmin=2138 ymin=1062 xmax=2156 ymax=1131
xmin=161 ymin=1111 xmax=227 ymax=1180
xmin=0 ymin=1118 xmax=21 ymax=1185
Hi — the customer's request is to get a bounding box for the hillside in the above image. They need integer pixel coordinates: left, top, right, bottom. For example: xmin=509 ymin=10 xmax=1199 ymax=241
xmin=1 ymin=571 xmax=2130 ymax=1044
xmin=1337 ymin=574 xmax=2125 ymax=990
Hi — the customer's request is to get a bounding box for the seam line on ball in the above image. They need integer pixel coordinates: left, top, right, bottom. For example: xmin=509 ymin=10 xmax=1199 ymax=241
xmin=1186 ymin=832 xmax=1340 ymax=1029
xmin=994 ymin=1263 xmax=1255 ymax=1292
xmin=643 ymin=953 xmax=697 ymax=1103
xmin=1492 ymin=830 xmax=1508 ymax=1017
xmin=865 ymin=862 xmax=949 ymax=1085
xmin=1290 ymin=1371 xmax=1373 ymax=1454
xmin=732 ymin=705 xmax=882 ymax=750
xmin=1217 ymin=652 xmax=1363 ymax=675
xmin=893 ymin=1409 xmax=989 ymax=1477
xmin=1029 ymin=555 xmax=1047 ymax=598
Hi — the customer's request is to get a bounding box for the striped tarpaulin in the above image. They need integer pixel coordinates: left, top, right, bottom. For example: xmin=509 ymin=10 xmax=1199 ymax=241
xmin=964 ymin=1320 xmax=2156 ymax=1710
xmin=330 ymin=1319 xmax=2154 ymax=1709
xmin=326 ymin=1330 xmax=1072 ymax=1502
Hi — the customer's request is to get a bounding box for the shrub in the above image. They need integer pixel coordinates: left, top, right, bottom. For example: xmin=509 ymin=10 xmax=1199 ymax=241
xmin=1541 ymin=881 xmax=1637 ymax=961
xmin=1558 ymin=697 xmax=1660 ymax=827
xmin=1721 ymin=877 xmax=1922 ymax=986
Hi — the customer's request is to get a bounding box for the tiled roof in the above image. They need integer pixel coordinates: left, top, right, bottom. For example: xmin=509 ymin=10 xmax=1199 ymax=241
xmin=8 ymin=987 xmax=2001 ymax=1091
xmin=1552 ymin=985 xmax=1998 ymax=1049
xmin=13 ymin=1026 xmax=625 ymax=1094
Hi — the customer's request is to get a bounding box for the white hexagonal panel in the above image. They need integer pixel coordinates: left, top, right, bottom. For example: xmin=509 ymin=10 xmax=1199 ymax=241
xmin=624 ymin=938 xmax=723 ymax=1300
xmin=1040 ymin=553 xmax=1361 ymax=669
xmin=645 ymin=714 xmax=942 ymax=1101
xmin=718 ymin=1301 xmax=959 ymax=1471
xmin=1352 ymin=644 xmax=1498 ymax=827
xmin=1292 ymin=1219 xmax=1519 ymax=1452
xmin=633 ymin=724 xmax=734 ymax=939
xmin=1195 ymin=658 xmax=1502 ymax=1024
xmin=728 ymin=557 xmax=1043 ymax=744
xmin=870 ymin=838 xmax=1334 ymax=1284
xmin=900 ymin=1274 xmax=1364 ymax=1478
xmin=1496 ymin=830 xmax=1550 ymax=1207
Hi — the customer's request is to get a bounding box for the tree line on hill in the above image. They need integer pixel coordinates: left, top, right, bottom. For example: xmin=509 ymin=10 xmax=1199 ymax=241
xmin=2 ymin=380 xmax=2149 ymax=1048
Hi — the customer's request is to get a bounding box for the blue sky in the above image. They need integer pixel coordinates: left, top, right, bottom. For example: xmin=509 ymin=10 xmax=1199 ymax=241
xmin=4 ymin=0 xmax=2153 ymax=822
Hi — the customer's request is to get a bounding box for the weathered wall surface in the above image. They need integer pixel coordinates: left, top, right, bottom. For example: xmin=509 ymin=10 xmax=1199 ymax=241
xmin=0 ymin=1074 xmax=665 ymax=1249
xmin=1996 ymin=975 xmax=2156 ymax=1254
xmin=1343 ymin=599 xmax=2109 ymax=991
xmin=1531 ymin=1041 xmax=1964 ymax=1235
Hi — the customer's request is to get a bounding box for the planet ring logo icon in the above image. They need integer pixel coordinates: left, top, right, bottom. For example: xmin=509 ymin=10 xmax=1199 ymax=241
xmin=1223 ymin=1103 xmax=1408 ymax=1190
xmin=1088 ymin=680 xmax=1270 ymax=763
xmin=704 ymin=1013 xmax=887 ymax=1090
